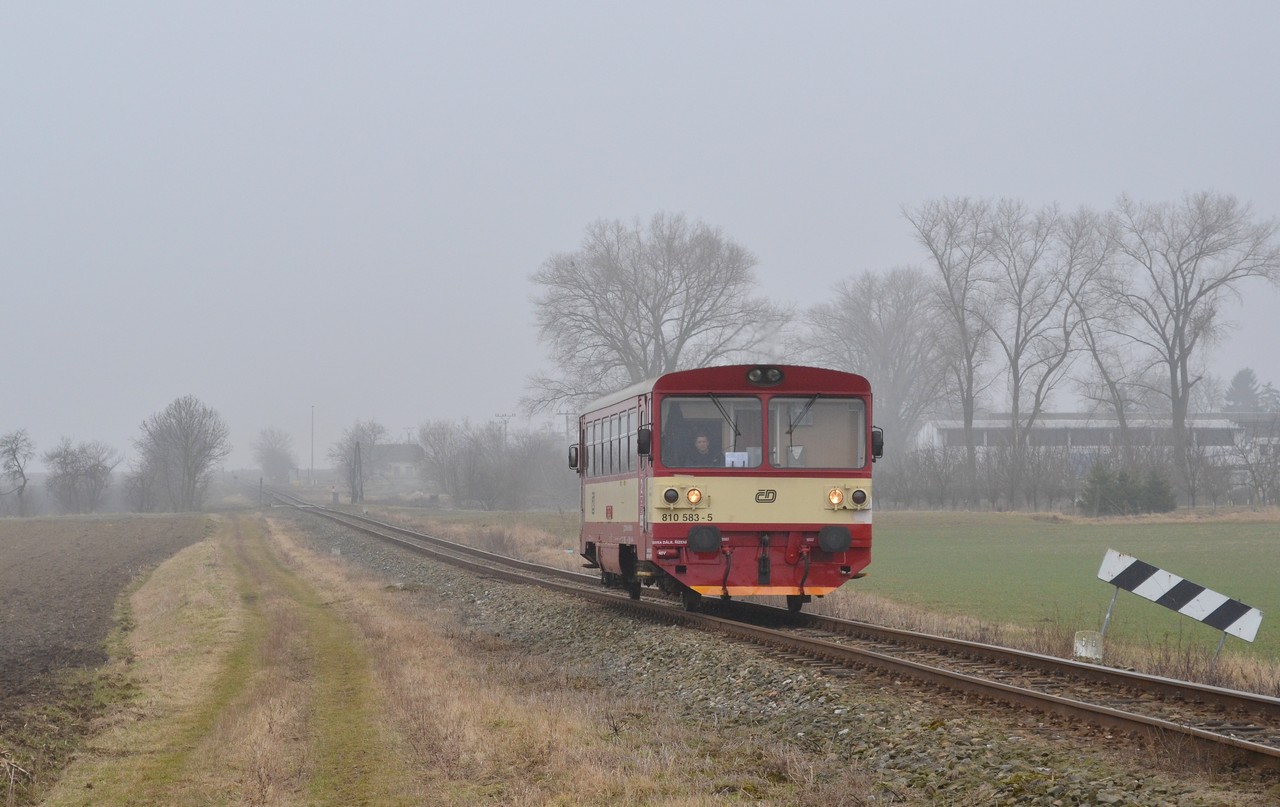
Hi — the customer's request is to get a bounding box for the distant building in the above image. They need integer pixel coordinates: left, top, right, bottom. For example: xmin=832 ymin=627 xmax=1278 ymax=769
xmin=915 ymin=412 xmax=1243 ymax=470
xmin=377 ymin=443 xmax=424 ymax=479
xmin=918 ymin=412 xmax=1241 ymax=449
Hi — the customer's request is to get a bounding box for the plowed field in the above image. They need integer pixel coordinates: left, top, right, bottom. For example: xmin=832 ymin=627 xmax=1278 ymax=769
xmin=0 ymin=515 xmax=207 ymax=696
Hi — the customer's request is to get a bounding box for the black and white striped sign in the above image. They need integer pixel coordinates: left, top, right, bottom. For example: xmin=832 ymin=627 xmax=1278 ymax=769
xmin=1097 ymin=549 xmax=1262 ymax=643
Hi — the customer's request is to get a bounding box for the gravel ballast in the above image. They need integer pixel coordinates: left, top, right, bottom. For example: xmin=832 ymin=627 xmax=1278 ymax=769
xmin=283 ymin=511 xmax=1276 ymax=806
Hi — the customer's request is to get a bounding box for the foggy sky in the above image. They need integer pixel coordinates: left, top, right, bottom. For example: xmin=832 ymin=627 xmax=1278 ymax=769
xmin=4 ymin=1 xmax=1280 ymax=472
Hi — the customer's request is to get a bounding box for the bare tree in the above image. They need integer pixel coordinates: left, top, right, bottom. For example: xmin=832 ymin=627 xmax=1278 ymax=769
xmin=904 ymin=197 xmax=996 ymax=486
xmin=43 ymin=439 xmax=120 ymax=514
xmin=507 ymin=426 xmax=578 ymax=510
xmin=416 ymin=419 xmax=503 ymax=509
xmin=1072 ymin=251 xmax=1150 ymax=467
xmin=134 ymin=395 xmax=232 ymax=512
xmin=417 ymin=419 xmax=468 ymax=503
xmin=253 ymin=427 xmax=298 ymax=484
xmin=1232 ymin=414 xmax=1280 ymax=506
xmin=526 ymin=213 xmax=789 ymax=412
xmin=1261 ymin=382 xmax=1280 ymax=413
xmin=0 ymin=429 xmax=35 ymax=516
xmin=123 ymin=457 xmax=162 ymax=513
xmin=793 ymin=266 xmax=947 ymax=450
xmin=1105 ymin=191 xmax=1280 ymax=496
xmin=329 ymin=419 xmax=387 ymax=503
xmin=980 ymin=202 xmax=1098 ymax=505
xmin=417 ymin=419 xmax=576 ymax=510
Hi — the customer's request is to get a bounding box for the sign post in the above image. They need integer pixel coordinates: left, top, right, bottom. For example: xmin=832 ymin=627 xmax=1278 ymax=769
xmin=1095 ymin=548 xmax=1263 ymax=660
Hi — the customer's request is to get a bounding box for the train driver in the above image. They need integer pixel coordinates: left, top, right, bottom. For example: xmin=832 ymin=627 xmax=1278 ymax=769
xmin=688 ymin=432 xmax=723 ymax=467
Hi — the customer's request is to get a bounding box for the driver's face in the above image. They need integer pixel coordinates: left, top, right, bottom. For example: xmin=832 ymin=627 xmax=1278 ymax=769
xmin=695 ymin=436 xmax=710 ymax=452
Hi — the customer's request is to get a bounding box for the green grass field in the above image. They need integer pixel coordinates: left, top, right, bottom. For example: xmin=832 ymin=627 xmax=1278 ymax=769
xmin=850 ymin=510 xmax=1279 ymax=662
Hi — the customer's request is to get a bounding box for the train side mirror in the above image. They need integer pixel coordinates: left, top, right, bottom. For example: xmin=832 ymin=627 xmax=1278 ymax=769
xmin=636 ymin=427 xmax=652 ymax=457
xmin=871 ymin=426 xmax=884 ymax=462
xmin=568 ymin=444 xmax=581 ymax=471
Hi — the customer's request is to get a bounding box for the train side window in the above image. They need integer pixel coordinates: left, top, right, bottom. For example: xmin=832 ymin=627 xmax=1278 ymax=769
xmin=589 ymin=420 xmax=599 ymax=478
xmin=597 ymin=418 xmax=606 ymax=477
xmin=607 ymin=415 xmax=616 ymax=475
xmin=614 ymin=414 xmax=623 ymax=474
xmin=612 ymin=414 xmax=620 ymax=474
xmin=626 ymin=409 xmax=635 ymax=471
xmin=614 ymin=414 xmax=622 ymax=474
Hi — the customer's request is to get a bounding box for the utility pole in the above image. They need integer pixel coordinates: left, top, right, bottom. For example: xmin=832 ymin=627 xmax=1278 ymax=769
xmin=494 ymin=412 xmax=515 ymax=448
xmin=310 ymin=405 xmax=315 ymax=486
xmin=556 ymin=411 xmax=575 ymax=442
xmin=353 ymin=441 xmax=364 ymax=504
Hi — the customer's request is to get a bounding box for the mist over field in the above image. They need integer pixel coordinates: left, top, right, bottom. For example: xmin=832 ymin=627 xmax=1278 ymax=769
xmin=4 ymin=1 xmax=1280 ymax=481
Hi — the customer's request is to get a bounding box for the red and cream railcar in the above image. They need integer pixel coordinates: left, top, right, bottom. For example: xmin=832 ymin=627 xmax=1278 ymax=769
xmin=569 ymin=364 xmax=881 ymax=612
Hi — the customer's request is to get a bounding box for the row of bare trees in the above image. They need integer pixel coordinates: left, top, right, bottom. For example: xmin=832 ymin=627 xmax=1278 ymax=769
xmin=42 ymin=439 xmax=120 ymax=514
xmin=314 ymin=417 xmax=575 ymax=510
xmin=416 ymin=419 xmax=575 ymax=510
xmin=1 ymin=395 xmax=232 ymax=516
xmin=2 ymin=431 xmax=122 ymax=515
xmin=887 ymin=193 xmax=1279 ymax=506
xmin=525 ymin=194 xmax=1280 ymax=509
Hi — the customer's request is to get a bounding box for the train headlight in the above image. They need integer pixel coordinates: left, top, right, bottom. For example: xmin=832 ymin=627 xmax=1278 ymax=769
xmin=686 ymin=488 xmax=703 ymax=505
xmin=746 ymin=366 xmax=784 ymax=386
xmin=664 ymin=488 xmax=680 ymax=504
xmin=827 ymin=486 xmax=870 ymax=509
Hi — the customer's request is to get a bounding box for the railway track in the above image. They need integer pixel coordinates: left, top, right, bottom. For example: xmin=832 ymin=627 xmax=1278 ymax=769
xmin=268 ymin=491 xmax=1280 ymax=770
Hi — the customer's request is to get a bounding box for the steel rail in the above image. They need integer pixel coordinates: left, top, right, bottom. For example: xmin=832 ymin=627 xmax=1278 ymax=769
xmin=268 ymin=491 xmax=1280 ymax=769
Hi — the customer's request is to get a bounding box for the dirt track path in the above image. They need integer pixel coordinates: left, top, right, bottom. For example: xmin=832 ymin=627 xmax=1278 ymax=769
xmin=42 ymin=514 xmax=416 ymax=806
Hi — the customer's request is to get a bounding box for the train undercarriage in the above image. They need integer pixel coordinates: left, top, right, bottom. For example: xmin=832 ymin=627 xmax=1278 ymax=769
xmin=584 ymin=539 xmax=851 ymax=613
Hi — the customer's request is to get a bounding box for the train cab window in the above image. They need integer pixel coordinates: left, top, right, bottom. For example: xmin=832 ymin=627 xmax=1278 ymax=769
xmin=659 ymin=397 xmax=763 ymax=468
xmin=768 ymin=397 xmax=866 ymax=468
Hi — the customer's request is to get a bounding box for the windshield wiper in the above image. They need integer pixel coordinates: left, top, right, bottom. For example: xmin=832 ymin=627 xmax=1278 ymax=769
xmin=787 ymin=395 xmax=820 ymax=435
xmin=709 ymin=394 xmax=742 ymax=450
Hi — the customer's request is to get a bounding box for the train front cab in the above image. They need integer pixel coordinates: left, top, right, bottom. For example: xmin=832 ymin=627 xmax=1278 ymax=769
xmin=574 ymin=365 xmax=881 ymax=613
xmin=648 ymin=366 xmax=878 ymax=611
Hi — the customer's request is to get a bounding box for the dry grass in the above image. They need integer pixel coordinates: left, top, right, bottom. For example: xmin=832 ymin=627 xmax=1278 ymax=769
xmin=2 ymin=754 xmax=31 ymax=807
xmin=41 ymin=517 xmax=421 ymax=806
xmin=266 ymin=518 xmax=874 ymax=805
xmin=39 ymin=512 xmax=873 ymax=805
xmin=360 ymin=505 xmax=583 ymax=572
xmin=812 ymin=589 xmax=1280 ymax=695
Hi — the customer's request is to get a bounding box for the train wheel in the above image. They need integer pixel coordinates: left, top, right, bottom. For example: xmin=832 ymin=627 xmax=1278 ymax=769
xmin=681 ymin=588 xmax=701 ymax=612
xmin=786 ymin=595 xmax=805 ymax=613
xmin=627 ymin=579 xmax=642 ymax=600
